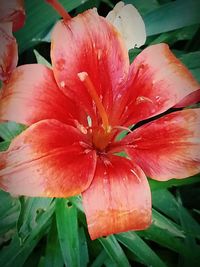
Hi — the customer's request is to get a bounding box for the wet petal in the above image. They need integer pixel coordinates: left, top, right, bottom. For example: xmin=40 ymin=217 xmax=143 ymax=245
xmin=106 ymin=1 xmax=146 ymax=50
xmin=82 ymin=155 xmax=151 ymax=240
xmin=0 ymin=119 xmax=96 ymax=197
xmin=0 ymin=0 xmax=25 ymax=31
xmin=124 ymin=109 xmax=200 ymax=180
xmin=0 ymin=22 xmax=18 ymax=81
xmin=0 ymin=64 xmax=82 ymax=125
xmin=114 ymin=44 xmax=200 ymax=126
xmin=51 ymin=9 xmax=129 ymax=121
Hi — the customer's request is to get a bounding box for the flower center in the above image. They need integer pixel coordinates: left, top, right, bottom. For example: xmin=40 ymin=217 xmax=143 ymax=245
xmin=78 ymin=72 xmax=113 ymax=151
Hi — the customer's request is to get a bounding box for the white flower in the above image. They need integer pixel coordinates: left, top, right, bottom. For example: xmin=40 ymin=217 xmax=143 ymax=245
xmin=106 ymin=1 xmax=146 ymax=50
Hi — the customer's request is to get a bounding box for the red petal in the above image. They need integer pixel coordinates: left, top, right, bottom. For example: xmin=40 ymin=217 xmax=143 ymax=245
xmin=0 ymin=64 xmax=82 ymax=125
xmin=0 ymin=0 xmax=25 ymax=31
xmin=51 ymin=10 xmax=129 ymax=121
xmin=124 ymin=109 xmax=200 ymax=180
xmin=82 ymin=155 xmax=151 ymax=240
xmin=174 ymin=88 xmax=200 ymax=108
xmin=113 ymin=44 xmax=200 ymax=126
xmin=0 ymin=22 xmax=18 ymax=81
xmin=0 ymin=119 xmax=96 ymax=197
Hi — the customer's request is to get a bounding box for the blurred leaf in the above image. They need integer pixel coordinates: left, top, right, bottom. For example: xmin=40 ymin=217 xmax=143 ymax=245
xmin=56 ymin=199 xmax=80 ymax=267
xmin=18 ymin=197 xmax=53 ymax=241
xmin=125 ymin=0 xmax=160 ymax=15
xmin=0 ymin=141 xmax=10 ymax=151
xmin=0 ymin=201 xmax=55 ymax=267
xmin=149 ymin=174 xmax=200 ymax=191
xmin=91 ymin=250 xmax=108 ymax=267
xmin=99 ymin=235 xmax=130 ymax=267
xmin=179 ymin=51 xmax=200 ymax=69
xmin=153 ymin=189 xmax=200 ymax=239
xmin=152 ymin=189 xmax=180 ymax=222
xmin=177 ymin=192 xmax=200 ymax=266
xmin=0 ymin=122 xmax=25 ymax=140
xmin=15 ymin=0 xmax=89 ymax=53
xmin=151 ymin=209 xmax=184 ymax=238
xmin=145 ymin=0 xmax=200 ymax=36
xmin=75 ymin=0 xmax=101 ymax=14
xmin=0 ymin=191 xmax=20 ymax=237
xmin=149 ymin=25 xmax=199 ymax=45
xmin=116 ymin=231 xmax=167 ymax=267
xmin=79 ymin=227 xmax=89 ymax=267
xmin=129 ymin=48 xmax=141 ymax=63
xmin=138 ymin=208 xmax=187 ymax=255
xmin=179 ymin=50 xmax=200 ymax=81
xmin=44 ymin=216 xmax=63 ymax=267
xmin=34 ymin=50 xmax=52 ymax=67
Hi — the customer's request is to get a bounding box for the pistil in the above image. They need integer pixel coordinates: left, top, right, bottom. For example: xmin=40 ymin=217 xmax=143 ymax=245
xmin=78 ymin=72 xmax=110 ymax=133
xmin=46 ymin=0 xmax=71 ymax=22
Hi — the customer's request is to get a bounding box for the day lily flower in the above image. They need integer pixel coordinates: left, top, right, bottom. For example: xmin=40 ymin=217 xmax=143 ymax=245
xmin=0 ymin=0 xmax=25 ymax=81
xmin=0 ymin=0 xmax=200 ymax=240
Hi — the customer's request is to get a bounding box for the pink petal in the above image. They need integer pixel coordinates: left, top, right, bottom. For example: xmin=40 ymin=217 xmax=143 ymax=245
xmin=51 ymin=9 xmax=129 ymax=122
xmin=82 ymin=155 xmax=151 ymax=240
xmin=0 ymin=64 xmax=83 ymax=126
xmin=174 ymin=88 xmax=200 ymax=108
xmin=0 ymin=0 xmax=25 ymax=31
xmin=0 ymin=119 xmax=96 ymax=197
xmin=124 ymin=108 xmax=200 ymax=180
xmin=0 ymin=22 xmax=18 ymax=81
xmin=113 ymin=43 xmax=200 ymax=126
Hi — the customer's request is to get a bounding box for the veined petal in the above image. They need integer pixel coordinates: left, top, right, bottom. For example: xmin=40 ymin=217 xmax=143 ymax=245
xmin=114 ymin=44 xmax=200 ymax=126
xmin=0 ymin=22 xmax=18 ymax=81
xmin=124 ymin=109 xmax=200 ymax=180
xmin=0 ymin=0 xmax=25 ymax=31
xmin=51 ymin=9 xmax=129 ymax=121
xmin=106 ymin=1 xmax=146 ymax=50
xmin=0 ymin=119 xmax=96 ymax=197
xmin=82 ymin=155 xmax=151 ymax=240
xmin=0 ymin=64 xmax=82 ymax=125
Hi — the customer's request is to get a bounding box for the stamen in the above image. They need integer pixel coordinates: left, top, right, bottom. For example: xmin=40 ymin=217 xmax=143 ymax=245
xmin=46 ymin=0 xmax=71 ymax=21
xmin=78 ymin=72 xmax=110 ymax=132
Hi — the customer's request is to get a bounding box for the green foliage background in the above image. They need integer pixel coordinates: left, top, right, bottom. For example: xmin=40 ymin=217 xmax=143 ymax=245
xmin=0 ymin=0 xmax=200 ymax=266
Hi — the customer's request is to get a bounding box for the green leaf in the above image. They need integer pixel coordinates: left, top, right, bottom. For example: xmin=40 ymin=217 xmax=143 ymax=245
xmin=44 ymin=215 xmax=63 ymax=267
xmin=149 ymin=25 xmax=199 ymax=46
xmin=33 ymin=49 xmax=52 ymax=67
xmin=91 ymin=250 xmax=108 ymax=267
xmin=0 ymin=141 xmax=10 ymax=151
xmin=177 ymin=192 xmax=200 ymax=266
xmin=149 ymin=174 xmax=200 ymax=191
xmin=0 ymin=122 xmax=25 ymax=140
xmin=179 ymin=51 xmax=200 ymax=69
xmin=152 ymin=189 xmax=180 ymax=222
xmin=0 ymin=191 xmax=20 ymax=237
xmin=79 ymin=227 xmax=89 ymax=267
xmin=116 ymin=232 xmax=167 ymax=267
xmin=56 ymin=199 xmax=80 ymax=267
xmin=99 ymin=235 xmax=130 ymax=267
xmin=145 ymin=0 xmax=200 ymax=36
xmin=15 ymin=0 xmax=89 ymax=53
xmin=18 ymin=197 xmax=53 ymax=241
xmin=125 ymin=0 xmax=160 ymax=15
xmin=138 ymin=208 xmax=186 ymax=254
xmin=0 ymin=201 xmax=55 ymax=267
